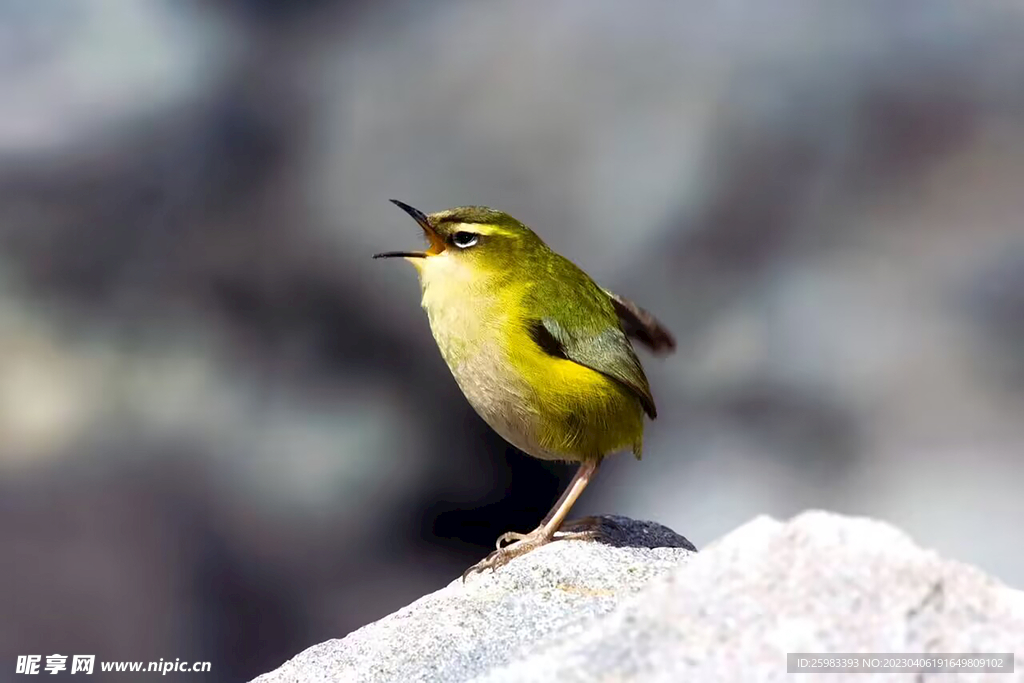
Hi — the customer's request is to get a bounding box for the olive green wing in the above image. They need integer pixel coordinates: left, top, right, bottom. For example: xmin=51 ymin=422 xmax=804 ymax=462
xmin=530 ymin=317 xmax=657 ymax=419
xmin=527 ymin=274 xmax=658 ymax=419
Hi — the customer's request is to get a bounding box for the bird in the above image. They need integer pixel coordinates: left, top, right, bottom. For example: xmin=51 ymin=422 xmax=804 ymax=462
xmin=375 ymin=200 xmax=675 ymax=577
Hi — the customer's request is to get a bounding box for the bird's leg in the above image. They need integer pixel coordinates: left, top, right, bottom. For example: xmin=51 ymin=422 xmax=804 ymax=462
xmin=493 ymin=466 xmax=591 ymax=549
xmin=463 ymin=459 xmax=600 ymax=579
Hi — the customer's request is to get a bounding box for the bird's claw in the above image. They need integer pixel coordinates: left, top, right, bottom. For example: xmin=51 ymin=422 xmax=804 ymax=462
xmin=462 ymin=529 xmax=551 ymax=581
xmin=495 ymin=530 xmax=530 ymax=549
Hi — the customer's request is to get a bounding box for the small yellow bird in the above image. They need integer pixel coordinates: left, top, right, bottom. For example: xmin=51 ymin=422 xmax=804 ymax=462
xmin=375 ymin=201 xmax=675 ymax=576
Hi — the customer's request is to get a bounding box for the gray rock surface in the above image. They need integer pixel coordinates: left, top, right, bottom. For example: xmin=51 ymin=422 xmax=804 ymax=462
xmin=254 ymin=512 xmax=1024 ymax=683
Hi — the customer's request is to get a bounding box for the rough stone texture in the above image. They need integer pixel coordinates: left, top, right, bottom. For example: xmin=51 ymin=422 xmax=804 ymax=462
xmin=253 ymin=517 xmax=695 ymax=683
xmin=254 ymin=512 xmax=1024 ymax=683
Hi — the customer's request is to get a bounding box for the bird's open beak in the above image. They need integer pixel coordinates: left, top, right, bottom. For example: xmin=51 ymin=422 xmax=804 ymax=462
xmin=373 ymin=199 xmax=446 ymax=260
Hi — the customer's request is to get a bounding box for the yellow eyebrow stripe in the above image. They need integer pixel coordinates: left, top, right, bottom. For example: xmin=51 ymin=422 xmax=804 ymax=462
xmin=447 ymin=222 xmax=518 ymax=238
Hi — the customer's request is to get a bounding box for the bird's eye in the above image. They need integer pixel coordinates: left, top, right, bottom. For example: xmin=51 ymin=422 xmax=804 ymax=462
xmin=452 ymin=231 xmax=479 ymax=249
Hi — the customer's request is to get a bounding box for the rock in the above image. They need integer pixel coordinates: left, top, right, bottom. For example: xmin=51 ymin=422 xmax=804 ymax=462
xmin=252 ymin=517 xmax=695 ymax=683
xmin=253 ymin=512 xmax=1024 ymax=683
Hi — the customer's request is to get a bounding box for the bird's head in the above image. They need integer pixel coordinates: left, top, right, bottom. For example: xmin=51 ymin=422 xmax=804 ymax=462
xmin=374 ymin=201 xmax=547 ymax=280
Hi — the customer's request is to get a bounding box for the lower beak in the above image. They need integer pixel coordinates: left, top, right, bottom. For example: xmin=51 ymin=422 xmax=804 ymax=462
xmin=375 ymin=199 xmax=445 ymax=258
xmin=373 ymin=250 xmax=425 ymax=259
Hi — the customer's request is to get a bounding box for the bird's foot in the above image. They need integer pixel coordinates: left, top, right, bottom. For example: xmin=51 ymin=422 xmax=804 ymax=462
xmin=462 ymin=518 xmax=612 ymax=581
xmin=462 ymin=528 xmax=552 ymax=581
xmin=492 ymin=516 xmax=607 ymax=550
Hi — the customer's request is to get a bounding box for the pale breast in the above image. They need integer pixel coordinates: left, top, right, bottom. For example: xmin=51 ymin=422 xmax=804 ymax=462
xmin=446 ymin=339 xmax=556 ymax=458
xmin=416 ymin=257 xmax=563 ymax=459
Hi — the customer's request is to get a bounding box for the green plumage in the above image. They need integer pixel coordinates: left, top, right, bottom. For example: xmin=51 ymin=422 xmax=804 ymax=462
xmin=523 ymin=253 xmax=657 ymax=419
xmin=400 ymin=205 xmax=673 ymax=464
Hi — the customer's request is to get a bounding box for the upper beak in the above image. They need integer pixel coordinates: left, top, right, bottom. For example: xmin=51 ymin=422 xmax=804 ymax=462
xmin=373 ymin=199 xmax=445 ymax=260
xmin=390 ymin=199 xmax=432 ymax=232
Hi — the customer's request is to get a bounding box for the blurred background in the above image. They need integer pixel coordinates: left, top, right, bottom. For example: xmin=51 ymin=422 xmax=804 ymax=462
xmin=2 ymin=0 xmax=1023 ymax=680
